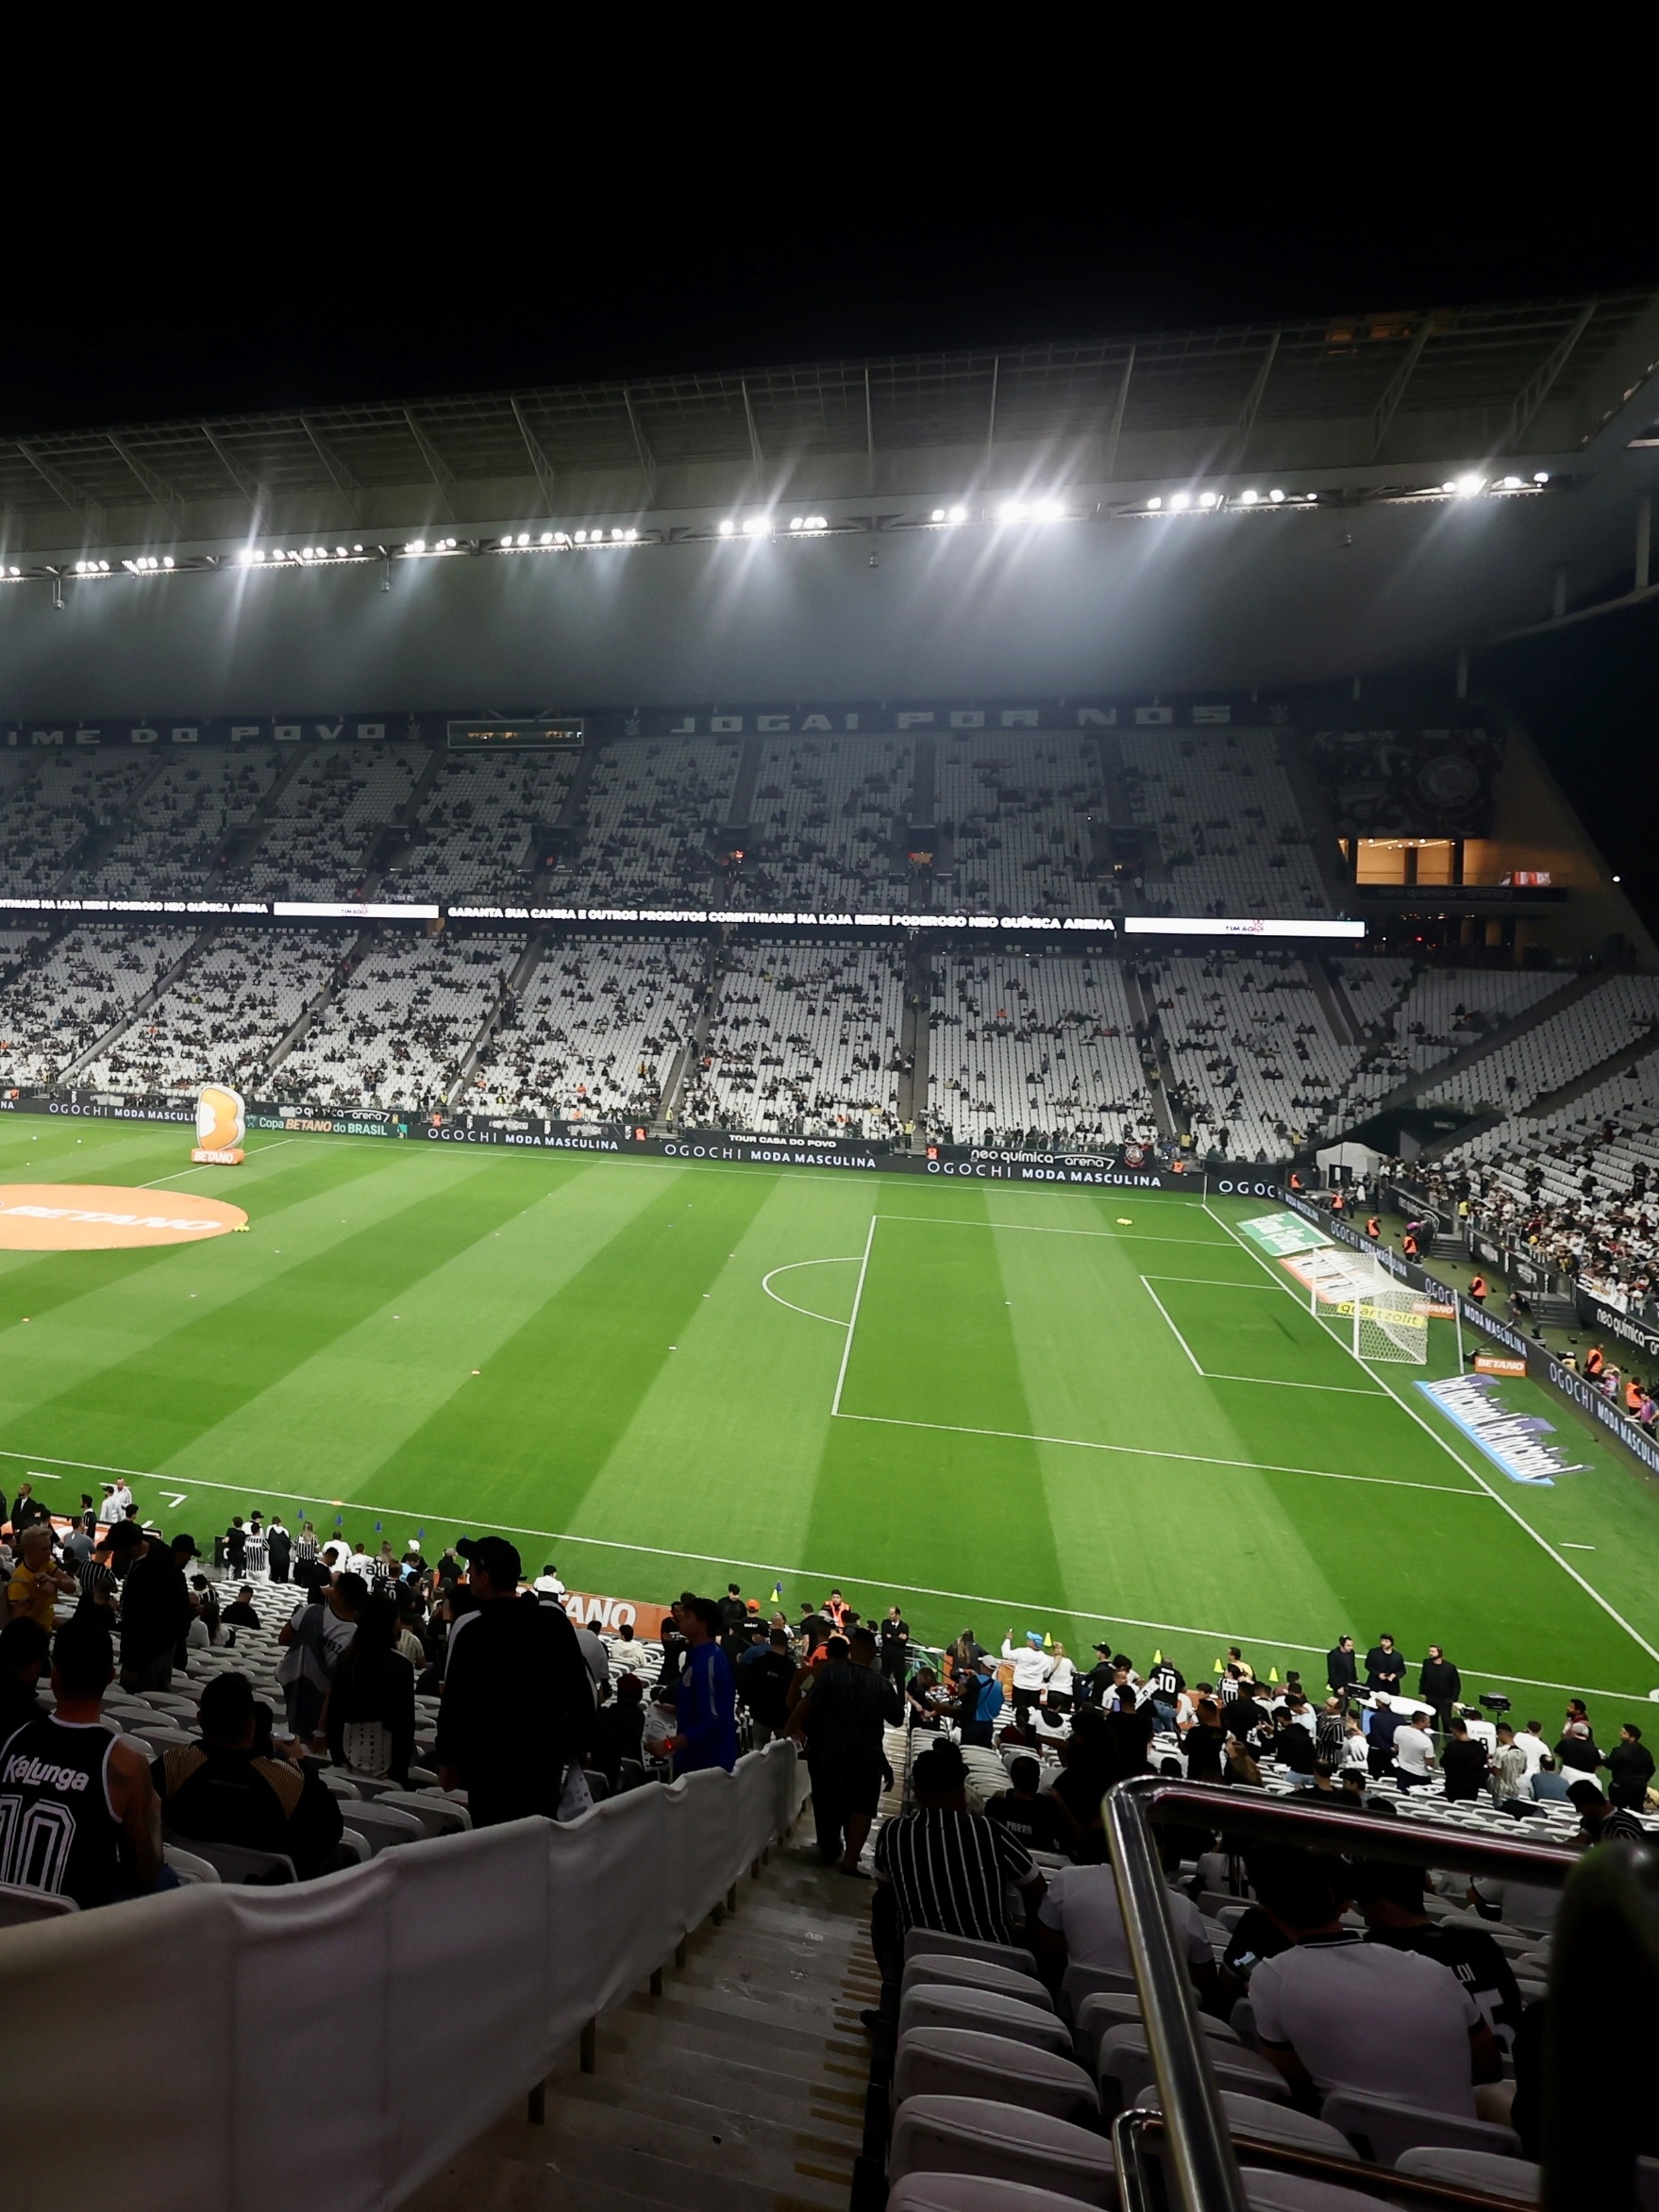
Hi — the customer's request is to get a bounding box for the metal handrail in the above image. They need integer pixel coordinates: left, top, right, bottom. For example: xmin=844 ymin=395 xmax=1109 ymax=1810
xmin=1102 ymin=1775 xmax=1581 ymax=2212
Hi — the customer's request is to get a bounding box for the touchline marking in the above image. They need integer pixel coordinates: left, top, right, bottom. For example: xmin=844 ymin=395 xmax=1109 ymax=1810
xmin=877 ymin=1215 xmax=1232 ymax=1248
xmin=830 ymin=1215 xmax=877 ymax=1416
xmin=1139 ymin=1276 xmax=1205 ymax=1375
xmin=761 ymin=1256 xmax=862 ymax=1326
xmin=141 ymin=1137 xmax=303 ymax=1188
xmin=1204 ymin=1198 xmax=1659 ymax=1669
xmin=830 ymin=1411 xmax=1484 ymax=1496
xmin=0 ymin=1443 xmax=1637 ymax=1701
xmin=1140 ymin=1274 xmax=1275 ymax=1292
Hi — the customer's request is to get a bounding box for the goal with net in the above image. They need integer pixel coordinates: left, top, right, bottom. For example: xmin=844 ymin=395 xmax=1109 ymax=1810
xmin=1305 ymin=1254 xmax=1429 ymax=1364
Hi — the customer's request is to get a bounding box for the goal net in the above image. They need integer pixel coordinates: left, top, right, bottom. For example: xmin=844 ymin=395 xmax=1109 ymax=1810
xmin=1308 ymin=1256 xmax=1429 ymax=1364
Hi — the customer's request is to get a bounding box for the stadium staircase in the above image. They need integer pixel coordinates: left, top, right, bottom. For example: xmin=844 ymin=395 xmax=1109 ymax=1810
xmin=1122 ymin=967 xmax=1179 ymax=1142
xmin=209 ymin=741 xmax=314 ymax=885
xmin=263 ymin=926 xmax=376 ymax=1080
xmin=447 ymin=929 xmax=548 ymax=1107
xmin=660 ymin=945 xmax=722 ymax=1123
xmin=406 ymin=1816 xmax=876 ymax=2212
xmin=60 ymin=753 xmax=169 ymax=882
xmin=1273 ymin=727 xmax=1350 ymax=912
xmin=63 ymin=921 xmax=221 ymax=1083
xmin=1301 ymin=953 xmax=1360 ymax=1047
xmin=1523 ymin=1014 xmax=1659 ymax=1117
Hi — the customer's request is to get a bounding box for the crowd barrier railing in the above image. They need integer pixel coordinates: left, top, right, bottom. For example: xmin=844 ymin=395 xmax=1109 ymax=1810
xmin=0 ymin=1738 xmax=807 ymax=2212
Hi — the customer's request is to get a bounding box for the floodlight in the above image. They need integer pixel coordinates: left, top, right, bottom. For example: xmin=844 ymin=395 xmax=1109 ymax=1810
xmin=930 ymin=509 xmax=944 ymax=523
xmin=792 ymin=516 xmax=807 ymax=529
xmin=806 ymin=514 xmax=828 ymax=529
xmin=409 ymin=539 xmax=426 ymax=553
xmin=99 ymin=560 xmax=109 ymax=571
xmin=161 ymin=556 xmax=174 ymax=568
xmin=1441 ymin=482 xmax=1458 ymax=494
xmin=353 ymin=544 xmax=363 ymax=553
xmin=1533 ymin=472 xmax=1550 ymax=484
xmin=1268 ymin=488 xmax=1285 ymax=503
xmin=947 ymin=505 xmax=967 ymax=524
xmin=1169 ymin=493 xmax=1191 ymax=511
xmin=998 ymin=499 xmax=1030 ymax=523
xmin=1305 ymin=492 xmax=1318 ymax=502
xmin=1240 ymin=489 xmax=1258 ymax=504
xmin=1455 ymin=474 xmax=1483 ymax=497
xmin=624 ymin=528 xmax=639 ymax=542
xmin=742 ymin=515 xmax=769 ymax=536
xmin=1031 ymin=497 xmax=1064 ymax=522
xmin=1500 ymin=476 xmax=1522 ymax=490
xmin=1198 ymin=491 xmax=1217 ymax=509
xmin=335 ymin=545 xmax=348 ymax=556
xmin=540 ymin=531 xmax=553 ymax=544
xmin=516 ymin=532 xmax=528 ymax=545
xmin=554 ymin=530 xmax=569 ymax=544
xmin=1146 ymin=496 xmax=1163 ymax=511
xmin=718 ymin=519 xmax=735 ymax=536
xmin=575 ymin=529 xmax=588 ymax=543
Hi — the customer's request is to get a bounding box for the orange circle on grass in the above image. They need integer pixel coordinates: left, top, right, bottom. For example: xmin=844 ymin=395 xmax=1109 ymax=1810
xmin=0 ymin=1183 xmax=247 ymax=1250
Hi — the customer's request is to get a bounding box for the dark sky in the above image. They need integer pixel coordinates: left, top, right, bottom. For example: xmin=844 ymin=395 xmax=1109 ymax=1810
xmin=5 ymin=164 xmax=1653 ymax=433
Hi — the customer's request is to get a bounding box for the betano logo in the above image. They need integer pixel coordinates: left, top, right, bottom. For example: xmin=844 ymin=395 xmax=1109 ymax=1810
xmin=0 ymin=1184 xmax=247 ymax=1249
xmin=193 ymin=1083 xmax=246 ymax=1165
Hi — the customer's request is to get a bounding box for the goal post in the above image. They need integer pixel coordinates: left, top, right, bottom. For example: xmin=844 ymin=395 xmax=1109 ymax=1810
xmin=1307 ymin=1254 xmax=1430 ymax=1364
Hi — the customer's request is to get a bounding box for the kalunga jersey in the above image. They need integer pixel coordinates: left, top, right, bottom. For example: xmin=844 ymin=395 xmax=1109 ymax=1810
xmin=0 ymin=1717 xmax=123 ymax=1906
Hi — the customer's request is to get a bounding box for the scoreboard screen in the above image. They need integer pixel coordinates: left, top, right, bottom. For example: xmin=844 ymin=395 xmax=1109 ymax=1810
xmin=446 ymin=720 xmax=584 ymax=750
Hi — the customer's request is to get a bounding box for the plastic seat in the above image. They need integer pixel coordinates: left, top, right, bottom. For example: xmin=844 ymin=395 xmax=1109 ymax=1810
xmin=897 ymin=1986 xmax=1072 ymax=2058
xmin=1320 ymin=2088 xmax=1522 ymax=2166
xmin=1058 ymin=1961 xmax=1138 ymax=2019
xmin=162 ymin=1843 xmax=222 ymax=1885
xmin=1239 ymin=2170 xmax=1395 ymax=2211
xmin=902 ymin=1954 xmax=1054 ymax=2012
xmin=894 ymin=2027 xmax=1098 ymax=2121
xmin=1097 ymin=2024 xmax=1287 ymax=2118
xmin=161 ymin=1832 xmax=295 ymax=1885
xmin=1137 ymin=2086 xmax=1356 ymax=2161
xmin=902 ymin=1926 xmax=1040 ymax=1977
xmin=335 ymin=1801 xmax=424 ymax=1854
xmin=0 ymin=1881 xmax=77 ymax=1927
xmin=1395 ymin=2146 xmax=1540 ymax=2199
xmin=887 ymin=2176 xmax=1107 ymax=2212
xmin=1073 ymin=1991 xmax=1238 ymax=2071
xmin=374 ymin=1789 xmax=472 ymax=1836
xmin=889 ymin=2095 xmax=1117 ymax=2207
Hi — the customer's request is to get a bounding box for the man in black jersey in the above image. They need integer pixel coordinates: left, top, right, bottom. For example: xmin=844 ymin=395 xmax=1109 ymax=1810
xmin=0 ymin=1617 xmax=161 ymax=1907
xmin=1351 ymin=1857 xmax=1521 ymax=2044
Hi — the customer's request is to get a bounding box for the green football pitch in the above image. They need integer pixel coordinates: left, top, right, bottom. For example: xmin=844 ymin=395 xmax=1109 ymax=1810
xmin=3 ymin=1116 xmax=1659 ymax=1713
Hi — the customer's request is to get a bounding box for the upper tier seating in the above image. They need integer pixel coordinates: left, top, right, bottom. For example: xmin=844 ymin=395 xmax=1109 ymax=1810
xmin=553 ymin=739 xmax=742 ymax=909
xmin=395 ymin=749 xmax=579 ymax=902
xmin=927 ymin=953 xmax=1152 ymax=1147
xmin=746 ymin=736 xmax=911 ymax=910
xmin=935 ymin=735 xmax=1107 ymax=919
xmin=0 ymin=753 xmax=155 ymax=890
xmin=240 ymin=745 xmax=430 ymax=897
xmin=76 ymin=752 xmax=281 ymax=897
xmin=468 ymin=937 xmax=705 ymax=1120
xmin=1120 ymin=730 xmax=1332 ymax=917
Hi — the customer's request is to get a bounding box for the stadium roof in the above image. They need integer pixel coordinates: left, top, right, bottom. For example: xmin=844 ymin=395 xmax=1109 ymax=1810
xmin=6 ymin=288 xmax=1657 ymax=548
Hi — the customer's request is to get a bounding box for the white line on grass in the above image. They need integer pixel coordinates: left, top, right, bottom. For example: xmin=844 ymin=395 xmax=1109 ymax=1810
xmin=140 ymin=1137 xmax=304 ymax=1188
xmin=830 ymin=1216 xmax=877 ymax=1416
xmin=1139 ymin=1276 xmax=1206 ymax=1374
xmin=1140 ymin=1275 xmax=1275 ymax=1292
xmin=830 ymin=1411 xmax=1486 ymax=1496
xmin=760 ymin=1257 xmax=863 ymax=1325
xmin=1203 ymin=1198 xmax=1659 ymax=1669
xmin=0 ymin=1442 xmax=1627 ymax=1702
xmin=876 ymin=1215 xmax=1232 ymax=1248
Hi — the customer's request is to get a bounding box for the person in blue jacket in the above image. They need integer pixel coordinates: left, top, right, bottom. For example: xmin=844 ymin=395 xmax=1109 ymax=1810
xmin=661 ymin=1596 xmax=738 ymax=1775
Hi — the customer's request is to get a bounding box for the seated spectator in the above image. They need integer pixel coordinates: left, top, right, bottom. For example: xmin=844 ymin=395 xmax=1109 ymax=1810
xmin=1529 ymin=1753 xmax=1572 ymax=1803
xmin=869 ymin=1742 xmax=1043 ymax=1987
xmin=1038 ymin=1839 xmax=1215 ymax=2002
xmin=323 ymin=1596 xmax=415 ymax=1783
xmin=903 ymin=1666 xmax=945 ymax=1731
xmin=187 ymin=1589 xmax=225 ymax=1651
xmin=0 ymin=1616 xmax=162 ymax=1906
xmin=156 ymin=1672 xmax=344 ymax=1879
xmin=1603 ymin=1722 xmax=1655 ymax=1811
xmin=609 ymin=1623 xmax=654 ymax=1677
xmin=985 ymin=1754 xmax=1078 ymax=1858
xmin=0 ymin=1616 xmax=49 ymax=1740
xmin=591 ymin=1673 xmax=645 ymax=1788
xmin=1569 ymin=1778 xmax=1647 ymax=1845
xmin=1351 ymin=1858 xmax=1521 ymax=2045
xmin=222 ymin=1585 xmax=261 ymax=1632
xmin=1440 ymin=1716 xmax=1488 ymax=1801
xmin=1248 ymin=1852 xmax=1500 ymax=2115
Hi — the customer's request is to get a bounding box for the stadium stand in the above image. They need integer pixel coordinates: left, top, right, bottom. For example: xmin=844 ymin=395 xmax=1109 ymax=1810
xmin=935 ymin=733 xmax=1107 ymax=918
xmin=0 ymin=923 xmax=199 ymax=1086
xmin=1151 ymin=951 xmax=1357 ymax=1161
xmin=681 ymin=940 xmax=907 ymax=1136
xmin=395 ymin=747 xmax=580 ymax=902
xmin=240 ymin=742 xmax=430 ymax=897
xmin=76 ymin=750 xmax=282 ymax=896
xmin=555 ymin=738 xmax=742 ymax=909
xmin=926 ymin=951 xmax=1153 ymax=1146
xmin=280 ymin=930 xmax=524 ymax=1110
xmin=1119 ymin=729 xmax=1332 ymax=917
xmin=746 ymin=734 xmax=911 ymax=909
xmin=81 ymin=926 xmax=350 ymax=1094
xmin=1424 ymin=973 xmax=1659 ymax=1114
xmin=0 ymin=751 xmax=156 ymax=890
xmin=468 ymin=936 xmax=706 ymax=1119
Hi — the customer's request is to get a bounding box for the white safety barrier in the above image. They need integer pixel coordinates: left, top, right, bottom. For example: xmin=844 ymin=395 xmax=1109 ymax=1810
xmin=0 ymin=1740 xmax=806 ymax=2212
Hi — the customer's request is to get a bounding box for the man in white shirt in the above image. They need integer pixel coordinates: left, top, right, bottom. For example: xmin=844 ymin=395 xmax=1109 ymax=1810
xmin=1036 ymin=1861 xmax=1215 ymax=2000
xmin=1393 ymin=1710 xmax=1437 ymax=1789
xmin=1001 ymin=1633 xmax=1052 ymax=1726
xmin=1248 ymin=1858 xmax=1498 ymax=2115
xmin=534 ymin=1563 xmax=567 ymax=1599
xmin=105 ymin=1482 xmax=134 ymax=1521
xmin=1515 ymin=1723 xmax=1547 ymax=1777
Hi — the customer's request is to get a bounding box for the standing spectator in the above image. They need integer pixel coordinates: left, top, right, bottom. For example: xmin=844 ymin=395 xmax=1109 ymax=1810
xmin=154 ymin=1671 xmax=344 ymax=1879
xmin=119 ymin=1532 xmax=197 ymax=1692
xmin=0 ymin=1617 xmax=162 ymax=1906
xmin=323 ymin=1596 xmax=415 ymax=1783
xmin=718 ymin=1584 xmax=748 ymax=1640
xmin=1001 ymin=1631 xmax=1052 ymax=1725
xmin=659 ymin=1596 xmax=739 ymax=1776
xmin=1365 ymin=1634 xmax=1406 ymax=1695
xmin=878 ymin=1605 xmax=911 ymax=1686
xmin=957 ymin=1654 xmax=1004 ymax=1749
xmin=225 ymin=1517 xmax=248 ymax=1578
xmin=1326 ymin=1635 xmax=1359 ymax=1701
xmin=1393 ymin=1707 xmax=1437 ymax=1790
xmin=796 ymin=1625 xmax=901 ymax=1873
xmin=275 ymin=1573 xmax=365 ymax=1743
xmin=738 ymin=1628 xmax=796 ymax=1746
xmin=1489 ymin=1723 xmax=1530 ymax=1810
xmin=1603 ymin=1723 xmax=1656 ymax=1811
xmin=266 ymin=1517 xmax=293 ymax=1584
xmin=9 ymin=1483 xmax=50 ymax=1534
xmin=869 ymin=1742 xmax=1043 ymax=1987
xmin=1080 ymin=1643 xmax=1116 ymax=1707
xmin=7 ymin=1525 xmax=74 ymax=1635
xmin=904 ymin=1667 xmax=945 ymax=1731
xmin=1045 ymin=1642 xmax=1079 ymax=1716
xmin=1555 ymin=1702 xmax=1600 ymax=1775
xmin=1417 ymin=1646 xmax=1463 ymax=1734
xmin=435 ymin=1536 xmax=595 ymax=1823
xmin=1441 ymin=1717 xmax=1489 ymax=1801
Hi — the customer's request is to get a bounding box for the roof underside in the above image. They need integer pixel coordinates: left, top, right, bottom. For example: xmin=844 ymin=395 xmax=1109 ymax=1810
xmin=5 ymin=291 xmax=1656 ymax=526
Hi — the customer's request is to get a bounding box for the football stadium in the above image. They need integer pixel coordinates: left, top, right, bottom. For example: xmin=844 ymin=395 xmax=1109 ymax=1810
xmin=3 ymin=271 xmax=1659 ymax=2209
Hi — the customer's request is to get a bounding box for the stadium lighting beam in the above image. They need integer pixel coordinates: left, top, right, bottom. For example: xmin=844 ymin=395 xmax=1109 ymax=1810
xmin=1269 ymin=488 xmax=1285 ymax=502
xmin=1240 ymin=490 xmax=1259 ymax=505
xmin=717 ymin=519 xmax=735 ymax=536
xmin=1169 ymin=493 xmax=1191 ymax=512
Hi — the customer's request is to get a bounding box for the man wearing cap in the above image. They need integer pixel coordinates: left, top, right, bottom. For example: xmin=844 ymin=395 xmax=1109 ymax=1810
xmin=118 ymin=1531 xmax=197 ymax=1692
xmin=437 ymin=1535 xmax=595 ymax=1825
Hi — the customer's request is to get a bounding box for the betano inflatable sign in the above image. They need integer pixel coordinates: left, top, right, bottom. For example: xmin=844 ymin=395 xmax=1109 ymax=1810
xmin=193 ymin=1084 xmax=246 ymax=1165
